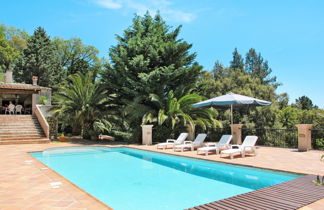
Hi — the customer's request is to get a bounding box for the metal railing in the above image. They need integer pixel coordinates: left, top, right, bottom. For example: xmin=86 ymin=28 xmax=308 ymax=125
xmin=204 ymin=127 xmax=232 ymax=142
xmin=242 ymin=128 xmax=298 ymax=148
xmin=311 ymin=129 xmax=324 ymax=150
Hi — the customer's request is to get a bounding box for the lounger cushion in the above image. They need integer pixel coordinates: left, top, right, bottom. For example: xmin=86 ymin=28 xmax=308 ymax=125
xmin=157 ymin=142 xmax=173 ymax=147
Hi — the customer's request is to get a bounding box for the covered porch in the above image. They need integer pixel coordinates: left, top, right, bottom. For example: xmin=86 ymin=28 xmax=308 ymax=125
xmin=0 ymin=81 xmax=51 ymax=115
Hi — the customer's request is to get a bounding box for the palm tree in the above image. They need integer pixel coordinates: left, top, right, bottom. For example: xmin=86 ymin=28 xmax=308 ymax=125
xmin=131 ymin=91 xmax=221 ymax=139
xmin=51 ymin=72 xmax=113 ymax=138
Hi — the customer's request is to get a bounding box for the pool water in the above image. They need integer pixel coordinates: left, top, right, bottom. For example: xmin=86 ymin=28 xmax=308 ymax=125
xmin=31 ymin=147 xmax=301 ymax=210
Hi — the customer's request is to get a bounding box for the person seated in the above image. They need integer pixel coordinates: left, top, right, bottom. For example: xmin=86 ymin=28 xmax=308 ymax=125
xmin=7 ymin=101 xmax=15 ymax=114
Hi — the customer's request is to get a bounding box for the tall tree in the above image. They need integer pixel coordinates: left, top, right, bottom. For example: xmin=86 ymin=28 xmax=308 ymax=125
xmin=230 ymin=48 xmax=244 ymax=71
xmin=53 ymin=37 xmax=100 ymax=77
xmin=0 ymin=26 xmax=19 ymax=70
xmin=212 ymin=60 xmax=226 ymax=79
xmin=103 ymin=12 xmax=202 ymax=101
xmin=293 ymin=96 xmax=317 ymax=110
xmin=14 ymin=27 xmax=60 ymax=87
xmin=245 ymin=48 xmax=277 ymax=86
xmin=102 ymin=12 xmax=202 ymax=142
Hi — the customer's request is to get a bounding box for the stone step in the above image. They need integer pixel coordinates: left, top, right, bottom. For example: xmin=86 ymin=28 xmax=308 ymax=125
xmin=0 ymin=130 xmax=42 ymax=133
xmin=0 ymin=119 xmax=37 ymax=123
xmin=0 ymin=123 xmax=41 ymax=126
xmin=0 ymin=139 xmax=50 ymax=145
xmin=0 ymin=119 xmax=38 ymax=121
xmin=0 ymin=133 xmax=43 ymax=137
xmin=0 ymin=135 xmax=45 ymax=140
xmin=0 ymin=115 xmax=35 ymax=117
xmin=0 ymin=114 xmax=49 ymax=144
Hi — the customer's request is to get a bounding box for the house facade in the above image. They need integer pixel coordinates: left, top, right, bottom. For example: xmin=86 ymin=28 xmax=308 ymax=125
xmin=0 ymin=70 xmax=51 ymax=114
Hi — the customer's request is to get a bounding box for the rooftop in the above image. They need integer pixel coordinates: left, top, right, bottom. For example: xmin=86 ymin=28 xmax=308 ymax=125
xmin=0 ymin=82 xmax=51 ymax=91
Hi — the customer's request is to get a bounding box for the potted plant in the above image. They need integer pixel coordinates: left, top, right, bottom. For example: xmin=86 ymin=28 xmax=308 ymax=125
xmin=58 ymin=133 xmax=68 ymax=142
xmin=313 ymin=155 xmax=324 ymax=186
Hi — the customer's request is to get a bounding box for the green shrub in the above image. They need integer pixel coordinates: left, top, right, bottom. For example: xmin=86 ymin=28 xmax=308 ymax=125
xmin=39 ymin=96 xmax=48 ymax=105
xmin=111 ymin=130 xmax=133 ymax=142
xmin=46 ymin=117 xmax=58 ymax=139
xmin=314 ymin=138 xmax=324 ymax=150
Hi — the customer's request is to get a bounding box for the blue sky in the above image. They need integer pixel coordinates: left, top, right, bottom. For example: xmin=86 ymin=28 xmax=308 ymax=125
xmin=1 ymin=0 xmax=324 ymax=107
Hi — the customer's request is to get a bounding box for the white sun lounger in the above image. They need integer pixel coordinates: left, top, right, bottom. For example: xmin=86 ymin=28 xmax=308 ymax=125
xmin=174 ymin=133 xmax=207 ymax=152
xmin=221 ymin=136 xmax=258 ymax=159
xmin=156 ymin=133 xmax=188 ymax=149
xmin=197 ymin=135 xmax=233 ymax=156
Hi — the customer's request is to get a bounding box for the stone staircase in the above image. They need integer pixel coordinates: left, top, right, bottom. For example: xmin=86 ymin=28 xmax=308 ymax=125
xmin=0 ymin=115 xmax=50 ymax=144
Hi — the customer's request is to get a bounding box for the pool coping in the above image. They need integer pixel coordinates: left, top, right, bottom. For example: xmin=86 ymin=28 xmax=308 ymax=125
xmin=27 ymin=150 xmax=112 ymax=210
xmin=124 ymin=145 xmax=308 ymax=175
xmin=27 ymin=145 xmax=324 ymax=209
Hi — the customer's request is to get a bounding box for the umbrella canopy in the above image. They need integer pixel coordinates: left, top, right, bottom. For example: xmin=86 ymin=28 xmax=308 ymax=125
xmin=192 ymin=92 xmax=271 ymax=125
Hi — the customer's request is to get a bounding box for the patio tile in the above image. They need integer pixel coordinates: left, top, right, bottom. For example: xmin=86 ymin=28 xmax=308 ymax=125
xmin=0 ymin=142 xmax=322 ymax=209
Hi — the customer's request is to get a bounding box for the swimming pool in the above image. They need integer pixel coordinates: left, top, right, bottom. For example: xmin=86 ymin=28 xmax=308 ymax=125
xmin=31 ymin=147 xmax=301 ymax=210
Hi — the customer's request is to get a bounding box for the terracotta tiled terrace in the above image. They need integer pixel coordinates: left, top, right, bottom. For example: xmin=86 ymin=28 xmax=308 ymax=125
xmin=0 ymin=141 xmax=323 ymax=209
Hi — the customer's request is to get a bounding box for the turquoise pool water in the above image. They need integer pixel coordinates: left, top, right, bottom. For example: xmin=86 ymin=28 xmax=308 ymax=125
xmin=31 ymin=147 xmax=301 ymax=210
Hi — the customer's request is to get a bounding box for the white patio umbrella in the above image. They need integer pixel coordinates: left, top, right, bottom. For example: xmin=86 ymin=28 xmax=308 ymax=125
xmin=192 ymin=92 xmax=272 ymax=125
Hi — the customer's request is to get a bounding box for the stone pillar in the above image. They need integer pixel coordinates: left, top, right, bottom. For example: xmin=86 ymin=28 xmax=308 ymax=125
xmin=142 ymin=125 xmax=153 ymax=145
xmin=296 ymin=124 xmax=313 ymax=151
xmin=32 ymin=93 xmax=39 ymax=114
xmin=4 ymin=69 xmax=13 ymax=83
xmin=230 ymin=124 xmax=243 ymax=144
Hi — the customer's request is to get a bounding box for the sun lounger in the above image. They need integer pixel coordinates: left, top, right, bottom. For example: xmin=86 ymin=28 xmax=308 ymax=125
xmin=156 ymin=133 xmax=188 ymax=149
xmin=197 ymin=135 xmax=232 ymax=155
xmin=174 ymin=133 xmax=207 ymax=152
xmin=221 ymin=136 xmax=258 ymax=159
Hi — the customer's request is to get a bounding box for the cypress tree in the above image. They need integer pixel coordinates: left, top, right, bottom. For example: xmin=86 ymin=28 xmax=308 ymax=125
xmin=102 ymin=12 xmax=202 ymax=142
xmin=230 ymin=48 xmax=244 ymax=71
xmin=103 ymin=12 xmax=202 ymax=101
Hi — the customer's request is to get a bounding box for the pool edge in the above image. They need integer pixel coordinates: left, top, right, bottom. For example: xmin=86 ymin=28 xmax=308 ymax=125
xmin=27 ymin=151 xmax=113 ymax=210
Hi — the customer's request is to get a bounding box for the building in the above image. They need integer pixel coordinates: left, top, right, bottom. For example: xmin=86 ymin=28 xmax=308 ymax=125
xmin=0 ymin=70 xmax=51 ymax=114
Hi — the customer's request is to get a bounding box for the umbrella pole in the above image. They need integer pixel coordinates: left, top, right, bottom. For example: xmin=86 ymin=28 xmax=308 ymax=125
xmin=231 ymin=104 xmax=233 ymax=125
xmin=230 ymin=104 xmax=233 ymax=135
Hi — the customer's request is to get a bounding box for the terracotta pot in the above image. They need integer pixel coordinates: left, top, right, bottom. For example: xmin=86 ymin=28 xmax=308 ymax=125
xmin=91 ymin=135 xmax=98 ymax=140
xmin=58 ymin=136 xmax=68 ymax=142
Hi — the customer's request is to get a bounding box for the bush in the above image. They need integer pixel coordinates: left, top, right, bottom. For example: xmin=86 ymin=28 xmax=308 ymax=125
xmin=314 ymin=138 xmax=324 ymax=150
xmin=39 ymin=96 xmax=48 ymax=105
xmin=46 ymin=117 xmax=58 ymax=139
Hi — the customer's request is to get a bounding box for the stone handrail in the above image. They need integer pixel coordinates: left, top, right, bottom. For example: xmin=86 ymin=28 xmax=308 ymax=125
xmin=35 ymin=104 xmax=49 ymax=138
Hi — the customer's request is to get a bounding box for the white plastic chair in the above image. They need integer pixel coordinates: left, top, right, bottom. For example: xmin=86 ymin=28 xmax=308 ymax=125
xmin=174 ymin=133 xmax=207 ymax=152
xmin=197 ymin=135 xmax=233 ymax=155
xmin=15 ymin=105 xmax=23 ymax=114
xmin=221 ymin=136 xmax=258 ymax=159
xmin=157 ymin=133 xmax=188 ymax=149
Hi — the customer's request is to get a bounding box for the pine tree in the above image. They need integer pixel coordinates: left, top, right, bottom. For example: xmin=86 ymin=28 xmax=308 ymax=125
xmin=230 ymin=48 xmax=244 ymax=71
xmin=14 ymin=27 xmax=60 ymax=87
xmin=245 ymin=48 xmax=277 ymax=86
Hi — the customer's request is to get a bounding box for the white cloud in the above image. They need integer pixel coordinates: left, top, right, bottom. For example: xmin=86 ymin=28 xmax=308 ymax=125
xmin=96 ymin=0 xmax=122 ymax=9
xmin=93 ymin=0 xmax=196 ymax=23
